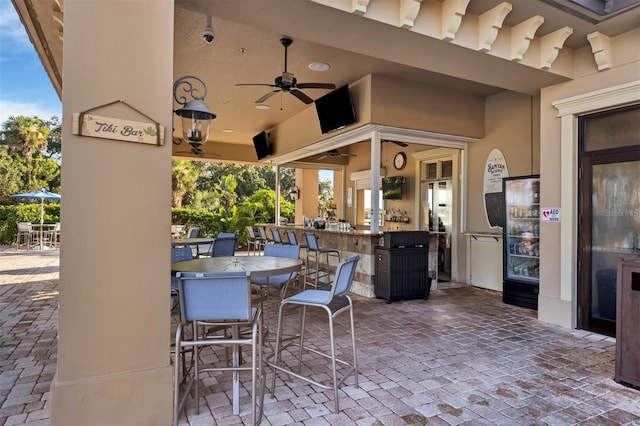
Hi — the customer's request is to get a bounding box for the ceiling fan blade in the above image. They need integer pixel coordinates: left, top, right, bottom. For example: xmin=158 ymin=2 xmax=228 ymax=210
xmin=296 ymin=83 xmax=336 ymax=90
xmin=382 ymin=139 xmax=409 ymax=147
xmin=236 ymin=83 xmax=279 ymax=87
xmin=255 ymin=89 xmax=281 ymax=103
xmin=290 ymin=89 xmax=314 ymax=104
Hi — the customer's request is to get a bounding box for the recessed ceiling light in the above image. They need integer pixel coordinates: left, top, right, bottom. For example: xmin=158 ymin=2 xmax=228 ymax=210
xmin=222 ymin=129 xmax=235 ymax=133
xmin=255 ymin=104 xmax=271 ymax=110
xmin=309 ymin=62 xmax=330 ymax=71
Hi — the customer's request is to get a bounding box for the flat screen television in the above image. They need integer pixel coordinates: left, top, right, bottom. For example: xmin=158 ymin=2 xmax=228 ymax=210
xmin=252 ymin=131 xmax=272 ymax=160
xmin=382 ymin=176 xmax=403 ymax=200
xmin=314 ymin=85 xmax=357 ymax=134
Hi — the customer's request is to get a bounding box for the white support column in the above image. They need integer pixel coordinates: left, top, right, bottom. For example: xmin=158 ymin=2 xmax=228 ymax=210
xmin=370 ymin=132 xmax=381 ymax=234
xmin=275 ymin=164 xmax=281 ymax=223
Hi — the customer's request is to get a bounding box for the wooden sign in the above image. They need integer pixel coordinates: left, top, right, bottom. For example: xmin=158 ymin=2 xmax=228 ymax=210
xmin=72 ymin=113 xmax=164 ymax=146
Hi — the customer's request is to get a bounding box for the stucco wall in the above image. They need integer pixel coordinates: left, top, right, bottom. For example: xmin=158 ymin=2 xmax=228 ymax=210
xmin=466 ymin=91 xmax=539 ymax=233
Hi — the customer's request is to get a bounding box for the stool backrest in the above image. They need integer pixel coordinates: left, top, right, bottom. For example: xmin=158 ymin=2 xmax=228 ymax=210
xmin=285 ymin=230 xmax=298 ymax=245
xmin=270 ymin=228 xmax=282 ymax=244
xmin=304 ymin=233 xmax=320 ymax=251
xmin=177 ymin=271 xmax=252 ymax=322
xmin=264 ymin=244 xmax=300 ymax=260
xmin=257 ymin=226 xmax=269 ymax=241
xmin=246 ymin=226 xmax=257 ymax=239
xmin=171 ymin=246 xmax=193 ymax=263
xmin=210 ymin=236 xmax=236 ymax=257
xmin=187 ymin=227 xmax=201 ymax=238
xmin=330 ymin=255 xmax=360 ymax=298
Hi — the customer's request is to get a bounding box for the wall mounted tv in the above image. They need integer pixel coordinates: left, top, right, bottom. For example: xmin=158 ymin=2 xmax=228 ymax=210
xmin=252 ymin=131 xmax=272 ymax=160
xmin=314 ymin=85 xmax=357 ymax=134
xmin=382 ymin=176 xmax=404 ymax=200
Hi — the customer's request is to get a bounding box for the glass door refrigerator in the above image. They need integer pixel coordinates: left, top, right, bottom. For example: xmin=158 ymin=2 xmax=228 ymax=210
xmin=503 ymin=175 xmax=540 ymax=310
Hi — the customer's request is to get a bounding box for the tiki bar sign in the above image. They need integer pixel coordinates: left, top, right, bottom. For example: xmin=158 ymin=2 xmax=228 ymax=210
xmin=72 ymin=104 xmax=164 ymax=146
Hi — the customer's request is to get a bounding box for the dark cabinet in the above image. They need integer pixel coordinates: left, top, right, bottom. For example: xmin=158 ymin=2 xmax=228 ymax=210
xmin=375 ymin=246 xmax=430 ymax=303
xmin=615 ymin=256 xmax=640 ymax=389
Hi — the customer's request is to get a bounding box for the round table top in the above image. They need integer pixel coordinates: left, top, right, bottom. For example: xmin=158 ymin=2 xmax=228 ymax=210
xmin=171 ymin=237 xmax=215 ymax=246
xmin=172 ymin=255 xmax=301 ymax=278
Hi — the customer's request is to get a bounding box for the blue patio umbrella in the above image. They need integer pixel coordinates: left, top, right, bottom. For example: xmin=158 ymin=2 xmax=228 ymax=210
xmin=11 ymin=189 xmax=61 ymax=249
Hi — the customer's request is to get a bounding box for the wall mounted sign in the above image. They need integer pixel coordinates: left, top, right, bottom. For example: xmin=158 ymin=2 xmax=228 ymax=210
xmin=72 ymin=100 xmax=164 ymax=146
xmin=541 ymin=207 xmax=561 ymax=222
xmin=483 ymin=148 xmax=509 ymax=229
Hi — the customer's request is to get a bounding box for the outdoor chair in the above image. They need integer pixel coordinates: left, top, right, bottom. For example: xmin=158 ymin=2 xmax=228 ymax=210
xmin=304 ymin=232 xmax=340 ymax=288
xmin=173 ymin=271 xmax=264 ymax=426
xmin=252 ymin=244 xmax=301 ymax=301
xmin=171 ymin=246 xmax=193 ymax=313
xmin=270 ymin=228 xmax=284 ymax=244
xmin=267 ymin=255 xmax=361 ymax=414
xmin=16 ymin=222 xmax=36 ymax=251
xmin=257 ymin=226 xmax=273 ymax=248
xmin=246 ymin=226 xmax=263 ymax=255
xmin=171 ymin=224 xmax=186 ymax=239
xmin=208 ymin=235 xmax=237 ymax=257
xmin=186 ymin=227 xmax=201 ymax=238
xmin=285 ymin=229 xmax=307 ymax=278
xmin=47 ymin=222 xmax=61 ymax=249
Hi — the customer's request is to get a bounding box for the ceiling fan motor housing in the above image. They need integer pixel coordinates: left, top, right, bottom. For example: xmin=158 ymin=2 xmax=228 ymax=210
xmin=281 ymin=72 xmax=295 ymax=86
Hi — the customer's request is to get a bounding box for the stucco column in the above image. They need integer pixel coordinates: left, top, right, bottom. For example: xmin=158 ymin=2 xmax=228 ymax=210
xmin=300 ymin=168 xmax=319 ymax=222
xmin=50 ymin=1 xmax=174 ymax=424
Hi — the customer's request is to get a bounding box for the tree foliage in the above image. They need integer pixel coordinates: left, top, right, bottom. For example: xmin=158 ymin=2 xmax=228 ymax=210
xmin=0 ymin=115 xmax=61 ymax=202
xmin=171 ymin=160 xmax=198 ymax=207
xmin=1 ymin=115 xmax=51 ymax=186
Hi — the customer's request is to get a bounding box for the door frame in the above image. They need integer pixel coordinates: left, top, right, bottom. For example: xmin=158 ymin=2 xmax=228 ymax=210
xmin=552 ymin=81 xmax=640 ymax=329
xmin=578 ymin=148 xmax=639 ymax=336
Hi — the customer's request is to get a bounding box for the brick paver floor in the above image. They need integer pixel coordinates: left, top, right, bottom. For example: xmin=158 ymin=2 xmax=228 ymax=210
xmin=1 ymin=247 xmax=639 ymax=425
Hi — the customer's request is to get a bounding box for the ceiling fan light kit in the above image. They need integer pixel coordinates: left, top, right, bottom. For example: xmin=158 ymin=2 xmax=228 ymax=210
xmin=236 ymin=37 xmax=336 ymax=105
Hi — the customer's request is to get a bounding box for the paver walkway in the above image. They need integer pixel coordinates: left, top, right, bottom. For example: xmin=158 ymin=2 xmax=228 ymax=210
xmin=1 ymin=247 xmax=639 ymax=425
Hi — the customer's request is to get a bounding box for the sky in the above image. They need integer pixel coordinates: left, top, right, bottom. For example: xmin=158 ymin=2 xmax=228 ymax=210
xmin=0 ymin=0 xmax=62 ymax=125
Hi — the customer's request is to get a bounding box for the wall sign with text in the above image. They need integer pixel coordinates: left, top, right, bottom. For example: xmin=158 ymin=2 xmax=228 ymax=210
xmin=483 ymin=148 xmax=509 ymax=229
xmin=72 ymin=111 xmax=164 ymax=146
xmin=541 ymin=207 xmax=561 ymax=222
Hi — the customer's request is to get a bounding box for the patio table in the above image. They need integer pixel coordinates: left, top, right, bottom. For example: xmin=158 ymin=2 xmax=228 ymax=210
xmin=171 ymin=255 xmax=302 ymax=415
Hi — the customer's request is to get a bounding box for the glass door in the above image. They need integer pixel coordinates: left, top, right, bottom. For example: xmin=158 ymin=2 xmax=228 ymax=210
xmin=579 ymin=154 xmax=640 ymax=336
xmin=421 ymin=180 xmax=452 ymax=276
xmin=578 ymin=105 xmax=640 ymax=337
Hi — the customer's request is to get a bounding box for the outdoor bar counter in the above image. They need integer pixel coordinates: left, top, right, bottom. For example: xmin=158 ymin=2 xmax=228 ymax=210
xmin=273 ymin=225 xmax=439 ymax=298
xmin=273 ymin=225 xmax=381 ymax=297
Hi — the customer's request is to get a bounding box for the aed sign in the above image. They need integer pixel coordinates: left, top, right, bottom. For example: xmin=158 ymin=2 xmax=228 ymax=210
xmin=541 ymin=208 xmax=560 ymax=222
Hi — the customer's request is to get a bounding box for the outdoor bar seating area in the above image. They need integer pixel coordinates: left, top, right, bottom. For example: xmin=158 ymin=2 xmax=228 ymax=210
xmin=169 ymin=224 xmax=363 ymax=424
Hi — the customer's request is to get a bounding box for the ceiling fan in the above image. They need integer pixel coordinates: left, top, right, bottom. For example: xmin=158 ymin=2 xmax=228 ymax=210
xmin=317 ymin=149 xmax=356 ymax=160
xmin=236 ymin=37 xmax=336 ymax=105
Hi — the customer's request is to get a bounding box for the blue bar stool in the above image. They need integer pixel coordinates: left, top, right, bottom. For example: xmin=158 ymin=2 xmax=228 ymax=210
xmin=267 ymin=255 xmax=361 ymax=413
xmin=303 ymin=232 xmax=340 ymax=289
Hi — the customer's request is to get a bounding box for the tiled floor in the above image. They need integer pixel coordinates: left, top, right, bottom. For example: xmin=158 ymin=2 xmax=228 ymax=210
xmin=1 ymin=247 xmax=639 ymax=425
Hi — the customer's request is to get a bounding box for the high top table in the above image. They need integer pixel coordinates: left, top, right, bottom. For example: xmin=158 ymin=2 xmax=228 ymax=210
xmin=171 ymin=255 xmax=302 ymax=415
xmin=171 ymin=255 xmax=301 ymax=278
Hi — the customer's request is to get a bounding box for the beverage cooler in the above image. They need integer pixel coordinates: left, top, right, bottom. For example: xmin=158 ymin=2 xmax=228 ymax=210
xmin=503 ymin=175 xmax=540 ymax=310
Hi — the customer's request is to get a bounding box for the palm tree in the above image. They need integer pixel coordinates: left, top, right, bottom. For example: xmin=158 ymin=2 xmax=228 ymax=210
xmin=171 ymin=160 xmax=198 ymax=207
xmin=1 ymin=115 xmax=50 ymax=187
